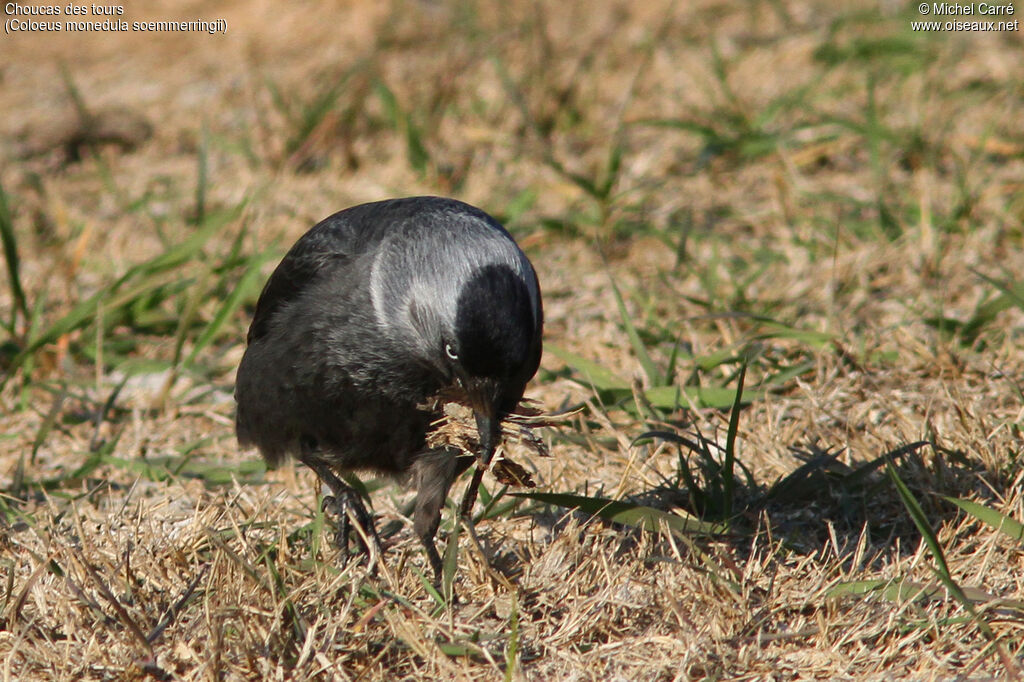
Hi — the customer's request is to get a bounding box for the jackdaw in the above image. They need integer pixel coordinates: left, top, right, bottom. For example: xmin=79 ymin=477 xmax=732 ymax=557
xmin=235 ymin=196 xmax=543 ymax=580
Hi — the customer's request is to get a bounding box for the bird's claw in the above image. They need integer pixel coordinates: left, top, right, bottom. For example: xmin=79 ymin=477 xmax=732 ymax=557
xmin=321 ymin=489 xmax=382 ymax=570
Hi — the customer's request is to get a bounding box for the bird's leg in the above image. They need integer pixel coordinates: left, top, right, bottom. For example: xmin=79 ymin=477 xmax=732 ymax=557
xmin=298 ymin=440 xmax=381 ymax=568
xmin=413 ymin=451 xmax=474 ymax=583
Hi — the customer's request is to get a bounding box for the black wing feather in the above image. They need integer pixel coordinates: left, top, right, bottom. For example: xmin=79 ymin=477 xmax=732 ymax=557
xmin=245 ymin=207 xmax=385 ymax=344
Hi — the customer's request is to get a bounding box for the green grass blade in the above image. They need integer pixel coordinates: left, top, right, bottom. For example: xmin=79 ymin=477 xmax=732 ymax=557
xmin=597 ymin=135 xmax=624 ymax=200
xmin=0 ymin=180 xmax=29 ymax=331
xmin=885 ymin=464 xmax=1016 ymax=668
xmin=420 ymin=569 xmax=446 ymax=611
xmin=827 ymin=579 xmax=1016 ymax=608
xmin=169 ymin=267 xmax=211 ymax=373
xmin=192 ymin=127 xmax=208 ymax=226
xmin=750 ymin=319 xmax=834 ymax=347
xmin=513 ymin=491 xmax=728 ymax=535
xmin=2 ymin=204 xmax=239 ymax=384
xmin=545 ymin=344 xmax=628 ymax=391
xmin=374 ymin=79 xmax=429 ymax=174
xmin=185 ymin=254 xmax=270 ymax=366
xmin=842 ymin=441 xmax=931 ymax=489
xmin=643 ymin=384 xmax=764 ymax=410
xmin=887 ymin=462 xmax=951 ymax=578
xmin=689 ymin=347 xmax=741 ymax=372
xmin=436 ymin=641 xmax=485 ymax=660
xmin=972 ymin=270 xmax=1024 ymax=312
xmin=59 ymin=62 xmax=90 ymax=120
xmin=946 ymin=497 xmax=1024 ymax=543
xmin=8 ymin=272 xmax=172 ymax=375
xmin=664 ymin=334 xmax=682 ymax=386
xmin=287 ymin=73 xmax=349 ymax=157
xmin=504 ymin=596 xmax=520 ymax=682
xmin=721 ymin=362 xmax=746 ymax=519
xmin=144 ymin=203 xmax=242 ymax=271
xmin=608 ymin=277 xmax=660 ymax=387
xmin=263 ymin=75 xmax=294 ymax=124
xmin=828 ymin=579 xmax=941 ymax=603
xmin=31 ymin=386 xmax=67 ymax=465
xmin=629 ymin=116 xmax=721 ymax=140
xmin=441 ymin=509 xmax=461 ymax=605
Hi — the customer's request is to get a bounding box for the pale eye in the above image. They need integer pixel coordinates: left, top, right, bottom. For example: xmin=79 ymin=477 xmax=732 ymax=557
xmin=445 ymin=343 xmax=459 ymax=361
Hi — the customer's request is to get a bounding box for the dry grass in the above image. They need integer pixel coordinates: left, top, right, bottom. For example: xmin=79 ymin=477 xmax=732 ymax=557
xmin=2 ymin=0 xmax=1024 ymax=678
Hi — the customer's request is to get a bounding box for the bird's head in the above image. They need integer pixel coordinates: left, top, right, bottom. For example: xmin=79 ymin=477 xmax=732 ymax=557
xmin=369 ymin=208 xmax=543 ymax=467
xmin=438 ymin=263 xmax=542 ymax=464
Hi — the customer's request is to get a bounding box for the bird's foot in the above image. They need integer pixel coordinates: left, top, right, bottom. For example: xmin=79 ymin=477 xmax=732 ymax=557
xmin=320 ymin=488 xmax=383 ymax=571
xmin=299 ymin=449 xmax=383 ymax=571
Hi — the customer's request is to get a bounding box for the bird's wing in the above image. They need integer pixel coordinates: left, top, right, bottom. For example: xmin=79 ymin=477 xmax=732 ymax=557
xmin=246 ymin=217 xmax=366 ymax=344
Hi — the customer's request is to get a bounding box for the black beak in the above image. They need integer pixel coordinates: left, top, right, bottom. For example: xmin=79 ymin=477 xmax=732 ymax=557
xmin=462 ymin=376 xmax=505 ymax=466
xmin=474 ymin=410 xmax=500 ymax=467
xmin=460 ymin=380 xmax=504 ymax=517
